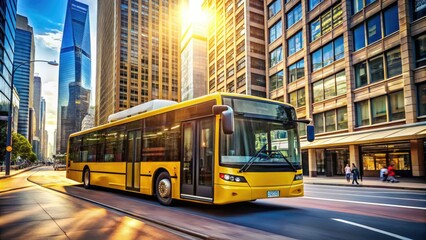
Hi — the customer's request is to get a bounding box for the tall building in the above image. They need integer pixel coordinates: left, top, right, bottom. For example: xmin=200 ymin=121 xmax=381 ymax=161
xmin=40 ymin=98 xmax=47 ymax=160
xmin=0 ymin=0 xmax=17 ymax=165
xmin=96 ymin=0 xmax=181 ymax=126
xmin=180 ymin=0 xmax=208 ymax=101
xmin=13 ymin=14 xmax=35 ymax=139
xmin=206 ymin=0 xmax=425 ymax=177
xmin=32 ymin=75 xmax=41 ymax=158
xmin=204 ymin=0 xmax=267 ymax=97
xmin=56 ymin=0 xmax=91 ymax=154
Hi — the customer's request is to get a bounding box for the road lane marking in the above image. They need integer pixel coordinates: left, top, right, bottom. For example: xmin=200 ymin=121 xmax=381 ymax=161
xmin=303 ymin=196 xmax=426 ymax=210
xmin=305 ymin=185 xmax=426 ymax=194
xmin=304 ymin=191 xmax=426 ymax=202
xmin=332 ymin=218 xmax=412 ymax=240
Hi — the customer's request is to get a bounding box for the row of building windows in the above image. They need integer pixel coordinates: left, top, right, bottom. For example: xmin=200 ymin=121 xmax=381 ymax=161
xmin=314 ymin=107 xmax=348 ymax=133
xmin=312 ymin=36 xmax=344 ymax=71
xmin=310 ymin=4 xmax=342 ymax=42
xmin=353 ymin=4 xmax=399 ymax=51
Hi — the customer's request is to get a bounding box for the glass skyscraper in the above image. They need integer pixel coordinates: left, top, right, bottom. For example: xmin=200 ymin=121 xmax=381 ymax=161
xmin=56 ymin=0 xmax=91 ymax=154
xmin=0 ymin=0 xmax=17 ymax=165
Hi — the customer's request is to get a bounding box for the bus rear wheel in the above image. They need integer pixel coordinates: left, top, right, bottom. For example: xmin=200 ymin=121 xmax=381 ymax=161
xmin=156 ymin=172 xmax=172 ymax=206
xmin=83 ymin=168 xmax=91 ymax=189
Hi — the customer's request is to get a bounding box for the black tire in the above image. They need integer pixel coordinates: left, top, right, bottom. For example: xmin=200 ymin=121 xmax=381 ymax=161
xmin=83 ymin=168 xmax=91 ymax=189
xmin=155 ymin=171 xmax=173 ymax=206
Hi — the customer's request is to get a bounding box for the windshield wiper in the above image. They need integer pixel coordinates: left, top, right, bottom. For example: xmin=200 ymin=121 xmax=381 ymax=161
xmin=269 ymin=150 xmax=297 ymax=172
xmin=239 ymin=143 xmax=267 ymax=173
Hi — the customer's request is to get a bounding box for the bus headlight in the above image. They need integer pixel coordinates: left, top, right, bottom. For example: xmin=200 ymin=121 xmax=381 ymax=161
xmin=294 ymin=174 xmax=303 ymax=181
xmin=219 ymin=173 xmax=247 ymax=183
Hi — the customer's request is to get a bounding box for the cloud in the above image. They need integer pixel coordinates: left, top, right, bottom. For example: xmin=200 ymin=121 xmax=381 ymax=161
xmin=35 ymin=29 xmax=63 ymax=51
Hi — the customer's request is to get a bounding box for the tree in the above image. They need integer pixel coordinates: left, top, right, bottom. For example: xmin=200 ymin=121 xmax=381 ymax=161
xmin=28 ymin=152 xmax=37 ymax=163
xmin=11 ymin=132 xmax=33 ymax=162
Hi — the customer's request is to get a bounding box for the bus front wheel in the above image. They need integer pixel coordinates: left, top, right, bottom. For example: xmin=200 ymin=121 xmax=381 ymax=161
xmin=156 ymin=172 xmax=172 ymax=205
xmin=83 ymin=168 xmax=91 ymax=189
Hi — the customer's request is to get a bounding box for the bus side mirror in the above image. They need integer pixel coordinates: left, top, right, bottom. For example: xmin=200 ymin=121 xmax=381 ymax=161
xmin=212 ymin=105 xmax=234 ymax=134
xmin=307 ymin=125 xmax=315 ymax=142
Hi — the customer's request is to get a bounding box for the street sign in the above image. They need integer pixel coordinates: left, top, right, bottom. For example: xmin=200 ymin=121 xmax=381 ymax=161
xmin=6 ymin=145 xmax=12 ymax=152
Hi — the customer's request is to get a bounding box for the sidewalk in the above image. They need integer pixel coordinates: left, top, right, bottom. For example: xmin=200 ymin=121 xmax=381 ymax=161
xmin=303 ymin=176 xmax=426 ymax=190
xmin=0 ymin=166 xmax=39 ymax=179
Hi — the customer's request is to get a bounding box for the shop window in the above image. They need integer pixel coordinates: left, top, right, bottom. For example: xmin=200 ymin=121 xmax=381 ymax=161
xmin=361 ymin=143 xmax=411 ymax=172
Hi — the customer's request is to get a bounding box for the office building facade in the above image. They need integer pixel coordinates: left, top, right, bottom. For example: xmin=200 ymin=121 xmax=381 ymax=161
xmin=32 ymin=75 xmax=41 ymax=158
xmin=206 ymin=0 xmax=425 ymax=177
xmin=56 ymin=0 xmax=91 ymax=154
xmin=96 ymin=0 xmax=181 ymax=125
xmin=13 ymin=14 xmax=34 ymax=139
xmin=0 ymin=0 xmax=17 ymax=164
xmin=180 ymin=1 xmax=208 ymax=101
xmin=204 ymin=0 xmax=267 ymax=97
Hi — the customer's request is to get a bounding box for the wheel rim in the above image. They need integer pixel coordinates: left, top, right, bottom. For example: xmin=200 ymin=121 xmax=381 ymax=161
xmin=84 ymin=171 xmax=89 ymax=186
xmin=158 ymin=178 xmax=171 ymax=198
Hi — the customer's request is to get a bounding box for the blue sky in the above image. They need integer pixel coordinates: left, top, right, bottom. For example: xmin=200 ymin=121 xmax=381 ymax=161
xmin=17 ymin=0 xmax=97 ymax=146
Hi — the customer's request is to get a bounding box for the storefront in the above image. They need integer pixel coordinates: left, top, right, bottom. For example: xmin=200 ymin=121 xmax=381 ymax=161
xmin=361 ymin=142 xmax=412 ymax=177
xmin=301 ymin=122 xmax=426 ymax=178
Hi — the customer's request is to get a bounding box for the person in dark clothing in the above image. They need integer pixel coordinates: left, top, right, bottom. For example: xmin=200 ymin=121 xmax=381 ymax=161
xmin=351 ymin=163 xmax=360 ymax=185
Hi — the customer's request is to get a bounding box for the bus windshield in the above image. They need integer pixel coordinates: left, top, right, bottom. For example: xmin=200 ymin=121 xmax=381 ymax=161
xmin=220 ymin=117 xmax=300 ymax=169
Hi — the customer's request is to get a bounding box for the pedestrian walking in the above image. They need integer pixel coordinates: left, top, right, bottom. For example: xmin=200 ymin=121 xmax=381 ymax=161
xmin=351 ymin=163 xmax=360 ymax=185
xmin=380 ymin=166 xmax=388 ymax=182
xmin=387 ymin=162 xmax=399 ymax=183
xmin=344 ymin=164 xmax=351 ymax=183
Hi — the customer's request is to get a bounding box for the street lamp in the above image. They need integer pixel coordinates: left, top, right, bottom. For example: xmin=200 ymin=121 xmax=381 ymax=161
xmin=4 ymin=60 xmax=59 ymax=176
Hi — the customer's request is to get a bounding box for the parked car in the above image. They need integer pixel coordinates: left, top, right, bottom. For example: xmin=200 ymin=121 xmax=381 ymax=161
xmin=53 ymin=161 xmax=66 ymax=171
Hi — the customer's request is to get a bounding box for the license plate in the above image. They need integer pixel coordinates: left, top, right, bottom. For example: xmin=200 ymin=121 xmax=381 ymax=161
xmin=267 ymin=190 xmax=280 ymax=198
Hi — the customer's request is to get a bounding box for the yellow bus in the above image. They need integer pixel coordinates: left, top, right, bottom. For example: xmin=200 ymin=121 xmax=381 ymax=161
xmin=66 ymin=93 xmax=314 ymax=205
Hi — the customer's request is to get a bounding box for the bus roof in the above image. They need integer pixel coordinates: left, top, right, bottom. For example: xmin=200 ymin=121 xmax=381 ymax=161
xmin=69 ymin=92 xmax=293 ymax=138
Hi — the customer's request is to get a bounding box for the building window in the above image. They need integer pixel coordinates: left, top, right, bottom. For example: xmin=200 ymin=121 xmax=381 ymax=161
xmin=310 ymin=4 xmax=343 ymax=42
xmin=414 ymin=34 xmax=426 ymax=68
xmin=309 ymin=0 xmax=322 ymax=11
xmin=384 ymin=5 xmax=399 ymax=36
xmin=353 ymin=4 xmax=399 ymax=49
xmin=312 ymin=71 xmax=346 ymax=102
xmin=289 ymin=88 xmax=305 ymax=108
xmin=418 ymin=82 xmax=426 ymax=116
xmin=369 ymin=55 xmax=384 ymax=83
xmin=356 ymin=100 xmax=370 ymax=126
xmin=269 ymin=71 xmax=284 ymax=91
xmin=269 ymin=46 xmax=283 ymax=67
xmin=389 ymin=91 xmax=405 ymax=121
xmin=352 ymin=0 xmax=377 ymax=14
xmin=287 ymin=3 xmax=302 ymax=29
xmin=311 ymin=36 xmax=344 ymax=71
xmin=288 ymin=58 xmax=305 ymax=83
xmin=314 ymin=107 xmax=347 ymax=133
xmin=362 ymin=143 xmax=411 ymax=172
xmin=355 ymin=48 xmax=402 ymax=88
xmin=413 ymin=0 xmax=426 ymax=21
xmin=268 ymin=0 xmax=281 ymax=19
xmin=353 ymin=24 xmax=365 ymax=51
xmin=269 ymin=21 xmax=282 ymax=43
xmin=355 ymin=91 xmax=405 ymax=126
xmin=367 ymin=14 xmax=381 ymax=44
xmin=288 ymin=31 xmax=303 ymax=56
xmin=385 ymin=48 xmax=402 ymax=78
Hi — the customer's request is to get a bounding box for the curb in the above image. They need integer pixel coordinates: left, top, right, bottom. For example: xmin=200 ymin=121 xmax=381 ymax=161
xmin=304 ymin=181 xmax=426 ymax=191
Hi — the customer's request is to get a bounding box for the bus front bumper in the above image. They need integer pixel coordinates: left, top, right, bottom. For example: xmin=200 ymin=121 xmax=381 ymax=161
xmin=214 ymin=182 xmax=304 ymax=204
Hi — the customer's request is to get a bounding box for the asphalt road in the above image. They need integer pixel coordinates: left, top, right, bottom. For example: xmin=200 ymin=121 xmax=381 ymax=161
xmin=1 ymin=167 xmax=425 ymax=240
